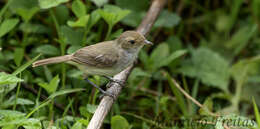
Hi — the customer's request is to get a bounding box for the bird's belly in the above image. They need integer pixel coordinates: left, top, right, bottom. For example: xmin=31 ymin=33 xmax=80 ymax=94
xmin=83 ymin=67 xmax=119 ymax=76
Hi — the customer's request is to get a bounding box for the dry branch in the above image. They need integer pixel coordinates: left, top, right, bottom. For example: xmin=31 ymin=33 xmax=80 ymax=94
xmin=86 ymin=0 xmax=167 ymax=129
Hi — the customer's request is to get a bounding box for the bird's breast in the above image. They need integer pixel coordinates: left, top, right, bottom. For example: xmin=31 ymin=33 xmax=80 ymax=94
xmin=116 ymin=50 xmax=137 ymax=70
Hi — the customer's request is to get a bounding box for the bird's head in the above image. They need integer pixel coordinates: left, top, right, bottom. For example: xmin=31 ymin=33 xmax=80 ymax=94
xmin=117 ymin=31 xmax=153 ymax=52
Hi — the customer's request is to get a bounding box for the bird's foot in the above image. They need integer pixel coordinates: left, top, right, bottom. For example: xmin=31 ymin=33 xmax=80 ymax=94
xmin=84 ymin=78 xmax=116 ymax=100
xmin=103 ymin=76 xmax=125 ymax=88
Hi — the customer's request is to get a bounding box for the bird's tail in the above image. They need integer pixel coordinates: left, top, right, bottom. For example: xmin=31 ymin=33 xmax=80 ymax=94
xmin=32 ymin=55 xmax=72 ymax=67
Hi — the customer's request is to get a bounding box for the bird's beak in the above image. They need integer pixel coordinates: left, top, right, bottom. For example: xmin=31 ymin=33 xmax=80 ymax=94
xmin=144 ymin=40 xmax=153 ymax=45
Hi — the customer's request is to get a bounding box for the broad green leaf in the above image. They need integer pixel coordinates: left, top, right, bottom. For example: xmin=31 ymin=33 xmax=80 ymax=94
xmin=86 ymin=104 xmax=97 ymax=114
xmin=60 ymin=26 xmax=84 ymax=45
xmin=154 ymin=10 xmax=181 ymax=28
xmin=0 ymin=110 xmax=25 ymax=117
xmin=35 ymin=44 xmax=60 ymax=56
xmin=22 ymin=118 xmax=41 ymax=129
xmin=231 ymin=55 xmax=260 ymax=86
xmin=55 ymin=5 xmax=70 ymax=24
xmin=16 ymin=7 xmax=39 ymax=22
xmin=156 ymin=49 xmax=187 ymax=69
xmin=90 ymin=0 xmax=108 ymax=7
xmin=72 ymin=0 xmax=86 ymax=18
xmin=67 ymin=45 xmax=81 ymax=54
xmin=71 ymin=121 xmax=82 ymax=129
xmin=0 ymin=72 xmax=23 ymax=85
xmin=38 ymin=75 xmax=60 ymax=94
xmin=138 ymin=49 xmax=149 ymax=68
xmin=121 ymin=11 xmax=145 ymax=27
xmin=179 ymin=47 xmax=230 ymax=92
xmin=1 ymin=97 xmax=34 ymax=108
xmin=111 ymin=115 xmax=130 ymax=129
xmin=19 ymin=23 xmax=50 ymax=34
xmin=98 ymin=5 xmax=130 ymax=26
xmin=89 ymin=10 xmax=101 ymax=29
xmin=9 ymin=0 xmax=38 ymax=12
xmin=67 ymin=15 xmax=90 ymax=27
xmin=0 ymin=18 xmax=19 ymax=38
xmin=12 ymin=54 xmax=41 ymax=75
xmin=130 ymin=68 xmax=151 ymax=78
xmin=149 ymin=43 xmax=169 ymax=70
xmin=14 ymin=48 xmax=24 ymax=66
xmin=48 ymin=88 xmax=85 ymax=99
xmin=38 ymin=0 xmax=69 ymax=9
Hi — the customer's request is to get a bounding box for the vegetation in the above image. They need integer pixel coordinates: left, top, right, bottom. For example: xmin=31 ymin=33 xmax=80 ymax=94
xmin=0 ymin=0 xmax=260 ymax=128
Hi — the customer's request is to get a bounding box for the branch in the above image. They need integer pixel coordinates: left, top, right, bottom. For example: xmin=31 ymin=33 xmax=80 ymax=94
xmin=86 ymin=0 xmax=167 ymax=129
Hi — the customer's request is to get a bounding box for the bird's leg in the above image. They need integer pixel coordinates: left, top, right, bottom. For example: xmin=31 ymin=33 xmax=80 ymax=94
xmin=84 ymin=78 xmax=115 ymax=99
xmin=103 ymin=76 xmax=125 ymax=87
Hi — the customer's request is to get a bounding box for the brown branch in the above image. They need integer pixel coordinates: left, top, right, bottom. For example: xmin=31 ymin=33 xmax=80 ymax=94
xmin=86 ymin=0 xmax=167 ymax=129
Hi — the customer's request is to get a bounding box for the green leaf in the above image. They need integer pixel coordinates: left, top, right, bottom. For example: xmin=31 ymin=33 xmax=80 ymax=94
xmin=0 ymin=72 xmax=23 ymax=85
xmin=115 ymin=0 xmax=149 ymax=12
xmin=90 ymin=0 xmax=108 ymax=7
xmin=72 ymin=121 xmax=82 ymax=129
xmin=121 ymin=11 xmax=145 ymax=27
xmin=86 ymin=104 xmax=97 ymax=114
xmin=98 ymin=5 xmax=130 ymax=26
xmin=60 ymin=26 xmax=84 ymax=45
xmin=72 ymin=0 xmax=86 ymax=18
xmin=179 ymin=47 xmax=230 ymax=92
xmin=48 ymin=88 xmax=85 ymax=99
xmin=22 ymin=118 xmax=42 ymax=129
xmin=154 ymin=10 xmax=181 ymax=28
xmin=253 ymin=0 xmax=260 ymax=19
xmin=19 ymin=23 xmax=50 ymax=34
xmin=226 ymin=24 xmax=257 ymax=56
xmin=38 ymin=75 xmax=60 ymax=94
xmin=14 ymin=48 xmax=24 ymax=66
xmin=111 ymin=115 xmax=130 ymax=129
xmin=35 ymin=44 xmax=60 ymax=56
xmin=38 ymin=0 xmax=69 ymax=9
xmin=0 ymin=18 xmax=19 ymax=38
xmin=1 ymin=97 xmax=34 ymax=108
xmin=0 ymin=110 xmax=25 ymax=117
xmin=67 ymin=15 xmax=90 ymax=27
xmin=253 ymin=98 xmax=260 ymax=128
xmin=16 ymin=7 xmax=39 ymax=22
xmin=156 ymin=49 xmax=187 ymax=69
xmin=89 ymin=10 xmax=101 ymax=29
xmin=12 ymin=54 xmax=41 ymax=75
xmin=67 ymin=45 xmax=81 ymax=54
xmin=149 ymin=43 xmax=169 ymax=70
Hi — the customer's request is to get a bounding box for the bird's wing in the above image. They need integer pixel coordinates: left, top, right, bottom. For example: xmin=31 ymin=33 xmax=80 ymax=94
xmin=71 ymin=41 xmax=119 ymax=68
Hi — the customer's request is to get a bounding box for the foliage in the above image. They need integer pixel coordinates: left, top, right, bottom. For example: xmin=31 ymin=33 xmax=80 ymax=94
xmin=0 ymin=0 xmax=259 ymax=129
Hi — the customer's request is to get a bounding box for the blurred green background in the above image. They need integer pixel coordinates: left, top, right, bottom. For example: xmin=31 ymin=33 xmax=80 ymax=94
xmin=0 ymin=0 xmax=260 ymax=128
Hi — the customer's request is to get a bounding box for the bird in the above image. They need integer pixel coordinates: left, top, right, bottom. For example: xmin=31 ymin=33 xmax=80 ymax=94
xmin=32 ymin=31 xmax=153 ymax=97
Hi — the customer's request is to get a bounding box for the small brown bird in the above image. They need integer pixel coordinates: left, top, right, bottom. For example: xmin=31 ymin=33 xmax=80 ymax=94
xmin=33 ymin=31 xmax=152 ymax=96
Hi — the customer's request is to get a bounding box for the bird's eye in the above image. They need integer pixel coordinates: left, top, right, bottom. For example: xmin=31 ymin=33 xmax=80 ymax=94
xmin=129 ymin=40 xmax=135 ymax=44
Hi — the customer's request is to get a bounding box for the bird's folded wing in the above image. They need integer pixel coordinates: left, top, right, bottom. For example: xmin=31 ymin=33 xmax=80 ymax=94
xmin=71 ymin=42 xmax=119 ymax=68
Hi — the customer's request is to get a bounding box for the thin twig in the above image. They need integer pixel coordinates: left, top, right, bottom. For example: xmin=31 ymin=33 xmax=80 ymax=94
xmin=86 ymin=0 xmax=167 ymax=129
xmin=163 ymin=72 xmax=217 ymax=117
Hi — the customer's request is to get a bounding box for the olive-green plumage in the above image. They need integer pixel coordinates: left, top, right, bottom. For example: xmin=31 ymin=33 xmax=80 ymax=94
xmin=32 ymin=31 xmax=152 ymax=76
